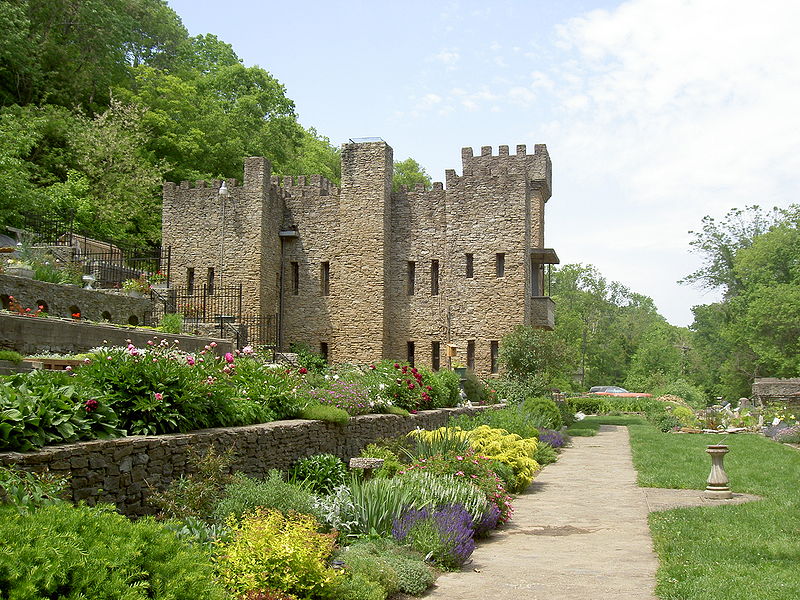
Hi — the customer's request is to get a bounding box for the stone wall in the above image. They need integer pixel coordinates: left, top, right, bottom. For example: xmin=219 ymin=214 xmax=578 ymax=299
xmin=0 ymin=406 xmax=495 ymax=516
xmin=753 ymin=378 xmax=800 ymax=407
xmin=0 ymin=313 xmax=233 ymax=356
xmin=0 ymin=273 xmax=151 ymax=325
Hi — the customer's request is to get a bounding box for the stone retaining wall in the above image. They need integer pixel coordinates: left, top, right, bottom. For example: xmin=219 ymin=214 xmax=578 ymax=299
xmin=0 ymin=313 xmax=233 ymax=356
xmin=0 ymin=406 xmax=495 ymax=516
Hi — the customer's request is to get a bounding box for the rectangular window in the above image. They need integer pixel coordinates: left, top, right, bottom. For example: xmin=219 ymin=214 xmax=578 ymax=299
xmin=465 ymin=253 xmax=474 ymax=279
xmin=207 ymin=267 xmax=215 ymax=295
xmin=186 ymin=267 xmax=195 ymax=295
xmin=496 ymin=253 xmax=505 ymax=278
xmin=467 ymin=340 xmax=475 ymax=371
xmin=407 ymin=341 xmax=415 ymax=367
xmin=407 ymin=261 xmax=416 ymax=295
xmin=431 ymin=260 xmax=439 ymax=296
xmin=531 ymin=257 xmax=541 ymax=296
xmin=320 ymin=342 xmax=329 ymax=362
xmin=291 ymin=261 xmax=299 ymax=295
xmin=432 ymin=341 xmax=440 ymax=371
xmin=490 ymin=341 xmax=499 ymax=374
xmin=321 ymin=261 xmax=330 ymax=296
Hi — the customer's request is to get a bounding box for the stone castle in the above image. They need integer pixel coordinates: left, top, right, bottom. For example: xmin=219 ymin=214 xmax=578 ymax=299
xmin=162 ymin=140 xmax=559 ymax=375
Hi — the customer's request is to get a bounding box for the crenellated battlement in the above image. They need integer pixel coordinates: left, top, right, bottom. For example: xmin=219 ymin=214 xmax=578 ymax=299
xmin=459 ymin=143 xmax=552 ymax=199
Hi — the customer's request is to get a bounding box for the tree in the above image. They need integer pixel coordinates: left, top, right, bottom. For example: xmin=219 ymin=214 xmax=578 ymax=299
xmin=392 ymin=158 xmax=431 ymax=192
xmin=499 ymin=326 xmax=570 ymax=388
xmin=680 ymin=205 xmax=784 ymax=297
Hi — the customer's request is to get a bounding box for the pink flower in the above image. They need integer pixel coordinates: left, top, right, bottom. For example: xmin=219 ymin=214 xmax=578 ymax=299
xmin=154 ymin=392 xmax=163 ymax=401
xmin=65 ymin=366 xmax=72 ymax=372
xmin=84 ymin=399 xmax=98 ymax=412
xmin=83 ymin=358 xmax=91 ymax=364
xmin=186 ymin=356 xmax=195 ymax=366
xmin=224 ymin=352 xmax=234 ymax=363
xmin=210 ymin=341 xmax=217 ymax=348
xmin=407 ymin=383 xmax=415 ymax=389
xmin=457 ymin=456 xmax=463 ymax=460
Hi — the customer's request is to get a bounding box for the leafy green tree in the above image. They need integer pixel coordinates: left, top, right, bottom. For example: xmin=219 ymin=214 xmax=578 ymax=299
xmin=393 ymin=158 xmax=432 ymax=192
xmin=499 ymin=325 xmax=571 ymax=389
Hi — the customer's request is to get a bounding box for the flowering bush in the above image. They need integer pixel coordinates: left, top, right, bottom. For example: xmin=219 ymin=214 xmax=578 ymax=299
xmin=361 ymin=361 xmax=450 ymax=412
xmin=392 ymin=504 xmax=476 ymax=570
xmin=538 ymin=428 xmax=566 ymax=449
xmin=401 ymin=451 xmax=514 ymax=524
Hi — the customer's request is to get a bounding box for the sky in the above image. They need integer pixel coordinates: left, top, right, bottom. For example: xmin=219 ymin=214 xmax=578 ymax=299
xmin=166 ymin=0 xmax=800 ymax=327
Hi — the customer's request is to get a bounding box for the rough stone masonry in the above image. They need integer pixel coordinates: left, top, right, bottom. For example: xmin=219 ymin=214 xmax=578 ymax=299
xmin=162 ymin=141 xmax=559 ymax=375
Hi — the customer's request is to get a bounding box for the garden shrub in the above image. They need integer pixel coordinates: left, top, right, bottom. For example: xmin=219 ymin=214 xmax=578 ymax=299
xmin=671 ymin=405 xmax=698 ymax=428
xmin=213 ymin=470 xmax=322 ymax=523
xmin=312 ymin=484 xmax=360 ymax=539
xmin=449 ymin=404 xmax=540 ymax=439
xmin=491 ymin=376 xmax=550 ymax=403
xmin=653 ymin=378 xmax=708 ymax=409
xmin=289 ymin=453 xmax=347 ymax=494
xmin=157 ymin=312 xmax=183 ymax=334
xmin=394 ymin=471 xmax=489 ymax=525
xmin=463 ymin=369 xmax=488 ymax=405
xmin=230 ymin=358 xmax=307 ymax=420
xmin=0 ymin=369 xmax=124 ymax=451
xmin=361 ymin=361 xmax=425 ymax=411
xmin=432 ymin=368 xmax=460 ymax=407
xmin=0 ymin=503 xmax=225 ymax=599
xmin=392 ymin=505 xmax=476 ymax=571
xmin=345 ymin=475 xmax=429 ymax=537
xmin=76 ymin=345 xmax=235 ymax=435
xmin=330 ymin=571 xmax=385 ymax=600
xmin=0 ymin=350 xmax=22 ymax=363
xmin=300 ymin=403 xmax=350 ymax=424
xmin=522 ymin=396 xmax=563 ymax=430
xmin=533 ymin=442 xmax=558 ymax=466
xmin=385 ymin=405 xmax=410 ymax=416
xmin=215 ymin=508 xmax=341 ymax=598
xmin=407 ymin=426 xmax=472 ymax=459
xmin=650 ymin=413 xmax=682 ymax=432
xmin=337 ymin=538 xmax=434 ymax=597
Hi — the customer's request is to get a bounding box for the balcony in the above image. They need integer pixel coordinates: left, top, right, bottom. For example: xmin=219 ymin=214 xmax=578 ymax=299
xmin=528 ymin=296 xmax=555 ymax=330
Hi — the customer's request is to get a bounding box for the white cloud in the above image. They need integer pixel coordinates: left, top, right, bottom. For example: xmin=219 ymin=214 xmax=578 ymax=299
xmin=543 ymin=0 xmax=800 ymax=325
xmin=432 ymin=49 xmax=460 ymax=67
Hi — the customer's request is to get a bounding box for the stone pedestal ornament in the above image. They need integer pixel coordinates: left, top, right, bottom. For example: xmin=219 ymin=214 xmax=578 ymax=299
xmin=349 ymin=457 xmax=384 ymax=480
xmin=705 ymin=444 xmax=733 ymax=499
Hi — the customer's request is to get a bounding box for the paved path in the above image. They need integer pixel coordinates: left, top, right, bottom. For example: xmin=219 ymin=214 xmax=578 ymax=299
xmin=425 ymin=425 xmax=659 ymax=599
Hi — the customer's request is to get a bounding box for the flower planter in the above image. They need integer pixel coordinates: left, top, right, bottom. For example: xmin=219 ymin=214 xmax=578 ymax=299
xmin=124 ymin=290 xmax=147 ymax=299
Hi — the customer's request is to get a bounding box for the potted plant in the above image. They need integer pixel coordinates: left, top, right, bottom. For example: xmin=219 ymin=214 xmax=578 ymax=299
xmin=148 ymin=271 xmax=168 ymax=289
xmin=122 ymin=274 xmax=151 ymax=298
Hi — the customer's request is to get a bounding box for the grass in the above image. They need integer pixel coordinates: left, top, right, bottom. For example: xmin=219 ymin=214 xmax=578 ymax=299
xmin=596 ymin=417 xmax=800 ymax=600
xmin=566 ymin=415 xmax=645 ymax=436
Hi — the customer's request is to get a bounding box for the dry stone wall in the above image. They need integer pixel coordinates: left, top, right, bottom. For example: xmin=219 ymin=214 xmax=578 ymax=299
xmin=0 ymin=406 xmax=496 ymax=516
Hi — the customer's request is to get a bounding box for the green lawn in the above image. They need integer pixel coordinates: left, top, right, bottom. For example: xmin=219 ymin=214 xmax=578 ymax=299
xmin=584 ymin=417 xmax=800 ymax=600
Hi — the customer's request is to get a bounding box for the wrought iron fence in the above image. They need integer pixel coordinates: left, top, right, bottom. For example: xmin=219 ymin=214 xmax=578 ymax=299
xmin=160 ymin=284 xmax=244 ymax=323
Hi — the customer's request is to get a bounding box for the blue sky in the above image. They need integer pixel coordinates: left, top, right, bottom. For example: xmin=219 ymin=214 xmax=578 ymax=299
xmin=166 ymin=0 xmax=800 ymax=326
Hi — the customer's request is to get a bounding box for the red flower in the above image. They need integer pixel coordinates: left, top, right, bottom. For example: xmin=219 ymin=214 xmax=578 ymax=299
xmin=84 ymin=399 xmax=99 ymax=412
xmin=299 ymin=367 xmax=308 ymax=374
xmin=393 ymin=363 xmax=400 ymax=369
xmin=408 ymin=383 xmax=415 ymax=389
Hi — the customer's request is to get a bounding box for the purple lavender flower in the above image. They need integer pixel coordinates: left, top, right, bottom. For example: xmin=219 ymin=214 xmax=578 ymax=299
xmin=473 ymin=503 xmax=501 ymax=537
xmin=538 ymin=428 xmax=566 ymax=448
xmin=393 ymin=504 xmax=476 ymax=569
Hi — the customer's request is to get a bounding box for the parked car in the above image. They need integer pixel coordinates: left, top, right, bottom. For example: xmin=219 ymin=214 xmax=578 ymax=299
xmin=588 ymin=386 xmax=652 ymax=398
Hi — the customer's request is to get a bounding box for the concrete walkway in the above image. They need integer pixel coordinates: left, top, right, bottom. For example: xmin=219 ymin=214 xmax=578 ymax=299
xmin=425 ymin=425 xmax=659 ymax=599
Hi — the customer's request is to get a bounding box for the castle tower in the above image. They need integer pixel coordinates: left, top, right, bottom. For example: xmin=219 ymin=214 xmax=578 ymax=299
xmin=331 ymin=140 xmax=394 ymax=362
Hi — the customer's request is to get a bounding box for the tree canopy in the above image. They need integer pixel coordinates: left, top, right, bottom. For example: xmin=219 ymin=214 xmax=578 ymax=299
xmin=0 ymin=0 xmax=339 ymax=249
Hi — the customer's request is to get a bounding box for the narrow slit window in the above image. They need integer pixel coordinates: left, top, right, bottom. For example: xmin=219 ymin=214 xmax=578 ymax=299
xmin=496 ymin=253 xmax=505 ymax=278
xmin=186 ymin=267 xmax=195 ymax=295
xmin=407 ymin=261 xmax=416 ymax=295
xmin=490 ymin=341 xmax=499 ymax=374
xmin=291 ymin=261 xmax=299 ymax=295
xmin=320 ymin=342 xmax=329 ymax=362
xmin=431 ymin=260 xmax=439 ymax=296
xmin=321 ymin=261 xmax=330 ymax=296
xmin=431 ymin=341 xmax=440 ymax=371
xmin=207 ymin=267 xmax=215 ymax=295
xmin=466 ymin=253 xmax=474 ymax=279
xmin=407 ymin=341 xmax=415 ymax=367
xmin=467 ymin=340 xmax=475 ymax=370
